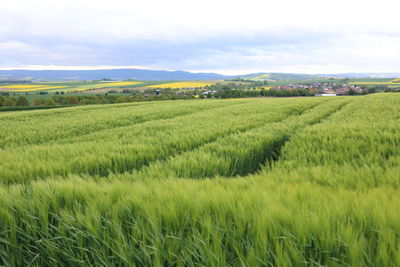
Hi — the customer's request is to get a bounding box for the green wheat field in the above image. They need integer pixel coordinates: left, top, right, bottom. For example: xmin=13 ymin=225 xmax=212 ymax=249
xmin=1 ymin=94 xmax=400 ymax=266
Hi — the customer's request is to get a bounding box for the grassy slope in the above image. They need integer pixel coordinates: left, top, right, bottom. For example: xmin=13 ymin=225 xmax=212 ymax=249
xmin=1 ymin=94 xmax=400 ymax=266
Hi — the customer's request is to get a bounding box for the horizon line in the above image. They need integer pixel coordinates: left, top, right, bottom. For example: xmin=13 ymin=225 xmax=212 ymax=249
xmin=0 ymin=66 xmax=400 ymax=76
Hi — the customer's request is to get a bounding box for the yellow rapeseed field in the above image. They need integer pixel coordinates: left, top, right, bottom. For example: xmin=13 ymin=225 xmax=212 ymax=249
xmin=255 ymin=87 xmax=271 ymax=91
xmin=97 ymin=82 xmax=142 ymax=86
xmin=0 ymin=82 xmax=143 ymax=92
xmin=59 ymin=82 xmax=143 ymax=93
xmin=44 ymin=81 xmax=81 ymax=83
xmin=147 ymin=82 xmax=213 ymax=89
xmin=349 ymin=78 xmax=400 ymax=85
xmin=0 ymin=85 xmax=68 ymax=92
xmin=12 ymin=86 xmax=68 ymax=92
xmin=1 ymin=85 xmax=48 ymax=89
xmin=349 ymin=82 xmax=399 ymax=85
xmin=253 ymin=74 xmax=270 ymax=79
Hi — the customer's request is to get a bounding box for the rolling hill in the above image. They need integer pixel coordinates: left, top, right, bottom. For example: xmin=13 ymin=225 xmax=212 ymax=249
xmin=0 ymin=69 xmax=228 ymax=81
xmin=1 ymin=69 xmax=399 ymax=82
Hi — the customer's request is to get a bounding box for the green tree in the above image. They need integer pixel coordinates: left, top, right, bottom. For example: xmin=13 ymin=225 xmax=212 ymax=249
xmin=346 ymin=89 xmax=358 ymax=95
xmin=116 ymin=95 xmax=132 ymax=103
xmin=16 ymin=96 xmax=29 ymax=106
xmin=3 ymin=97 xmax=16 ymax=106
xmin=68 ymin=96 xmax=79 ymax=105
xmin=45 ymin=98 xmax=56 ymax=106
xmin=32 ymin=98 xmax=43 ymax=106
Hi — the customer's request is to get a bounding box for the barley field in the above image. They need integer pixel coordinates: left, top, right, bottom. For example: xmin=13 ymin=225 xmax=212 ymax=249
xmin=0 ymin=94 xmax=399 ymax=266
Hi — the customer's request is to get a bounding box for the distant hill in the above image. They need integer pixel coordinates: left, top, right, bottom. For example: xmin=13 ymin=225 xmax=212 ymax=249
xmin=0 ymin=69 xmax=228 ymax=81
xmin=235 ymin=73 xmax=331 ymax=81
xmin=0 ymin=69 xmax=398 ymax=82
xmin=234 ymin=72 xmax=400 ymax=81
xmin=319 ymin=73 xmax=400 ymax=79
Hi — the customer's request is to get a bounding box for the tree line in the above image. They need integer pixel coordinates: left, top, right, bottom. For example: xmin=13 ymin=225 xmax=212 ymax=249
xmin=0 ymin=93 xmax=195 ymax=110
xmin=1 ymin=84 xmax=398 ymax=111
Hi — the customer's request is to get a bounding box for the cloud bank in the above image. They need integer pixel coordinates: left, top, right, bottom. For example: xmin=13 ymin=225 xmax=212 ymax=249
xmin=1 ymin=0 xmax=400 ymax=74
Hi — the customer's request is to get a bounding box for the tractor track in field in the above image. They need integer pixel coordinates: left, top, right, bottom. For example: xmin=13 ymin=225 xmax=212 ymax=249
xmin=0 ymin=101 xmax=158 ymax=121
xmin=111 ymin=103 xmax=323 ymax=180
xmin=133 ymin=99 xmax=352 ymax=180
xmin=82 ymin=104 xmax=319 ymax=178
xmin=4 ymin=103 xmax=321 ymax=185
xmin=58 ymin=101 xmax=247 ymax=143
xmin=0 ymin=101 xmax=243 ymax=149
xmin=250 ymin=99 xmax=353 ymax=176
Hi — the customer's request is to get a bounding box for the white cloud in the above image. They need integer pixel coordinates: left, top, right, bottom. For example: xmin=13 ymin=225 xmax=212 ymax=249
xmin=1 ymin=0 xmax=400 ymax=73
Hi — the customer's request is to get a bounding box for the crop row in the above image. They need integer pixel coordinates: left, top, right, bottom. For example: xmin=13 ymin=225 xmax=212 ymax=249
xmin=1 ymin=94 xmax=399 ymax=266
xmin=0 ymin=98 xmax=325 ymax=184
xmin=259 ymin=93 xmax=400 ymax=189
xmin=131 ymin=98 xmax=350 ymax=179
xmin=0 ymin=100 xmax=239 ymax=148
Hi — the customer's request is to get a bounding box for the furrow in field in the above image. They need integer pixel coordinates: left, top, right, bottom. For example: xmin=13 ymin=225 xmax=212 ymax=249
xmin=0 ymin=100 xmax=242 ymax=148
xmin=130 ymin=98 xmax=351 ymax=179
xmin=260 ymin=94 xmax=400 ymax=189
xmin=102 ymin=101 xmax=320 ymax=179
xmin=52 ymin=100 xmax=249 ymax=145
xmin=0 ymin=101 xmax=156 ymax=121
xmin=258 ymin=98 xmax=352 ymax=172
xmin=0 ymin=98 xmax=324 ymax=184
xmin=2 ymin=95 xmax=400 ymax=266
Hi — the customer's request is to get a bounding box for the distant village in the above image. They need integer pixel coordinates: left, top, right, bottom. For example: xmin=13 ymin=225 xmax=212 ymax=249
xmin=272 ymin=82 xmax=362 ymax=96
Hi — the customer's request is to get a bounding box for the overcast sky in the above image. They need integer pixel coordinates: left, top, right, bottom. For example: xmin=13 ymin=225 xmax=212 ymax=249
xmin=1 ymin=0 xmax=400 ymax=74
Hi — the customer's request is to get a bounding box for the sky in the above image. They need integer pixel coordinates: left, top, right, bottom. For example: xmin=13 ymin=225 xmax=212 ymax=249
xmin=1 ymin=0 xmax=400 ymax=75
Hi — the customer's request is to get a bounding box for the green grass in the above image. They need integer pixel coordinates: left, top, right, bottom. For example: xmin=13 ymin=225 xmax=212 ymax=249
xmin=0 ymin=94 xmax=400 ymax=266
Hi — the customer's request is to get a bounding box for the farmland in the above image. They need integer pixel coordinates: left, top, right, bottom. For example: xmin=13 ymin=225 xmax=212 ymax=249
xmin=0 ymin=80 xmax=219 ymax=98
xmin=0 ymin=81 xmax=216 ymax=93
xmin=1 ymin=77 xmax=399 ymax=102
xmin=0 ymin=94 xmax=400 ymax=266
xmin=349 ymin=78 xmax=400 ymax=85
xmin=147 ymin=81 xmax=214 ymax=89
xmin=0 ymin=81 xmax=145 ymax=93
